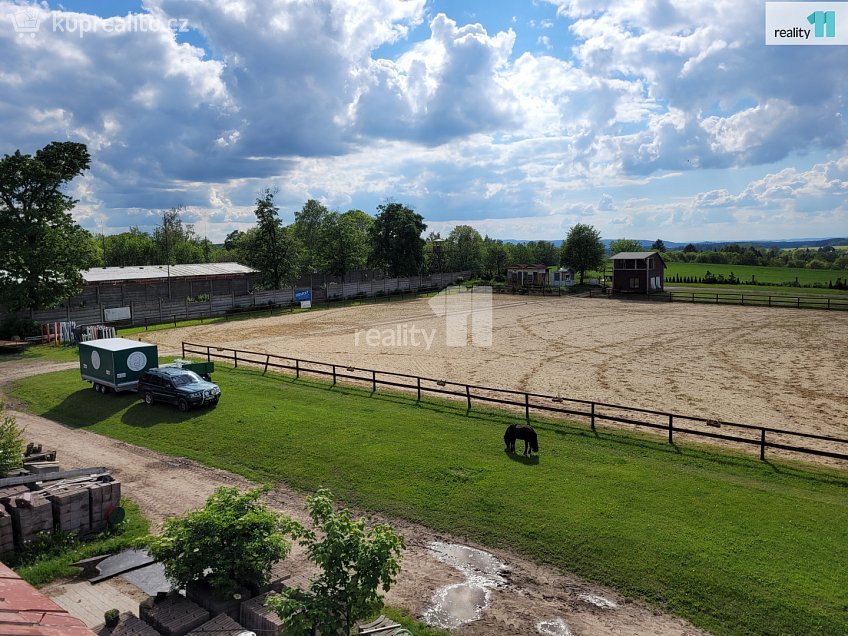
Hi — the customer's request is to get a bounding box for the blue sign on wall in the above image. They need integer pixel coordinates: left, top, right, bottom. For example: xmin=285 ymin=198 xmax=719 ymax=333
xmin=294 ymin=289 xmax=311 ymax=302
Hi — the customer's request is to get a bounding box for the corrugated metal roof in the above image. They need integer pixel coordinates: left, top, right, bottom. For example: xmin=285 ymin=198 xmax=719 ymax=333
xmin=82 ymin=262 xmax=256 ymax=283
xmin=609 ymin=251 xmax=659 ymax=259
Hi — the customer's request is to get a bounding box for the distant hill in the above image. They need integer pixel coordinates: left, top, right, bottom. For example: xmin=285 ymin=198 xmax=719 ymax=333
xmin=501 ymin=238 xmax=848 ymax=251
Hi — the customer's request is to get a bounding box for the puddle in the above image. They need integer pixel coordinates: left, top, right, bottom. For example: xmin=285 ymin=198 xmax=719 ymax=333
xmin=536 ymin=617 xmax=573 ymax=636
xmin=423 ymin=582 xmax=491 ymax=629
xmin=577 ymin=593 xmax=617 ymax=609
xmin=422 ymin=541 xmax=508 ymax=629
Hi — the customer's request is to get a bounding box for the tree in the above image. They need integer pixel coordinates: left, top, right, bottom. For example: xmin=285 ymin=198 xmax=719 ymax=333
xmin=295 ymin=199 xmax=330 ymax=271
xmin=446 ymin=225 xmax=483 ymax=272
xmin=369 ymin=202 xmax=426 ymax=277
xmin=527 ymin=240 xmax=559 ymax=266
xmin=153 ymin=206 xmax=204 ymax=264
xmin=0 ymin=141 xmax=98 ymax=309
xmin=146 ymin=487 xmax=291 ymax=599
xmin=243 ymin=189 xmax=301 ymax=289
xmin=651 ymin=239 xmax=666 ymax=252
xmin=267 ymin=489 xmax=404 ymax=636
xmin=103 ymin=228 xmax=157 ymax=266
xmin=481 ymin=237 xmax=508 ymax=277
xmin=561 ymin=224 xmax=605 ymax=284
xmin=608 ymin=239 xmax=643 ymax=255
xmin=682 ymin=243 xmax=698 ymax=253
xmin=318 ymin=210 xmax=372 ymax=283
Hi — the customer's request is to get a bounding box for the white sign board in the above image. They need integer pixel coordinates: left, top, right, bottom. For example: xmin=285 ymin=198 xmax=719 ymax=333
xmin=766 ymin=2 xmax=848 ymax=45
xmin=104 ymin=306 xmax=132 ymax=322
xmin=300 ymin=300 xmax=312 ymax=309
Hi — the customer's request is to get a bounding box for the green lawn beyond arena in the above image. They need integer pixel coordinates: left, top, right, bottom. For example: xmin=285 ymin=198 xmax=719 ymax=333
xmin=10 ymin=366 xmax=848 ymax=636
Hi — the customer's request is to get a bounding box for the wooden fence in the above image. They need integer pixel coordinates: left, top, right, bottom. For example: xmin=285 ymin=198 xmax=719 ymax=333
xmin=182 ymin=342 xmax=848 ymax=464
xmin=587 ymin=288 xmax=848 ymax=310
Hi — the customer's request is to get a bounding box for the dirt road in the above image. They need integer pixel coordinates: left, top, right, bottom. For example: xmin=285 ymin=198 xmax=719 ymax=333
xmin=0 ymin=357 xmax=706 ymax=636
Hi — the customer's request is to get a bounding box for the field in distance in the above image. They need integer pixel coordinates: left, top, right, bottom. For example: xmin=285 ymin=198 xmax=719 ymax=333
xmin=664 ymin=261 xmax=848 ymax=287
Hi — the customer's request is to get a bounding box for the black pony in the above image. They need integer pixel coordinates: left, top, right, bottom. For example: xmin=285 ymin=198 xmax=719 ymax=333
xmin=504 ymin=423 xmax=539 ymax=456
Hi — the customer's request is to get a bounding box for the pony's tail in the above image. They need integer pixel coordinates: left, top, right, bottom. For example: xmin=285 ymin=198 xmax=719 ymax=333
xmin=532 ymin=433 xmax=539 ymax=453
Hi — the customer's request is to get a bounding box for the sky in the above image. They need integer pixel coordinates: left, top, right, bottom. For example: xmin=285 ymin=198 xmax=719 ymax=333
xmin=1 ymin=0 xmax=847 ymax=243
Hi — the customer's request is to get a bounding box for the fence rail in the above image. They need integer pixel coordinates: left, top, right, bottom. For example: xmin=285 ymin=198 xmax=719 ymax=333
xmin=587 ymin=288 xmax=848 ymax=310
xmin=182 ymin=342 xmax=848 ymax=464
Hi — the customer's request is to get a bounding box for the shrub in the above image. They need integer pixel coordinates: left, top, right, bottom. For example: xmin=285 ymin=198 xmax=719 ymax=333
xmin=0 ymin=316 xmax=39 ymax=340
xmin=104 ymin=608 xmax=120 ymax=627
xmin=267 ymin=489 xmax=404 ymax=636
xmin=0 ymin=404 xmax=24 ymax=476
xmin=145 ymin=487 xmax=290 ymax=599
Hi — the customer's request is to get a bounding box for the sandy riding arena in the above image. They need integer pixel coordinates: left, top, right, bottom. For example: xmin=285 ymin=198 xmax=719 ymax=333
xmin=143 ymin=295 xmax=848 ymax=448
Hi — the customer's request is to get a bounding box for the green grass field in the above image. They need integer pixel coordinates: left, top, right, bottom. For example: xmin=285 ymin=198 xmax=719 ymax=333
xmin=665 ymin=262 xmax=847 ymax=287
xmin=8 ymin=366 xmax=848 ymax=636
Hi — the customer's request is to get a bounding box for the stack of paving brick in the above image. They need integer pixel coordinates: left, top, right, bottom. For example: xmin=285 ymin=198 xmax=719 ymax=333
xmin=188 ymin=612 xmax=250 ymax=635
xmin=0 ymin=507 xmax=14 ymax=558
xmin=139 ymin=593 xmax=210 ymax=636
xmin=108 ymin=612 xmax=160 ymax=636
xmin=5 ymin=491 xmax=54 ymax=545
xmin=239 ymin=591 xmax=286 ymax=635
xmin=88 ymin=478 xmax=122 ymax=532
xmin=43 ymin=482 xmax=92 ymax=534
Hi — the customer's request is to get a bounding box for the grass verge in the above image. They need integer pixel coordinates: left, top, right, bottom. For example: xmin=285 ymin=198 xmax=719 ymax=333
xmin=10 ymin=498 xmax=149 ymax=587
xmin=7 ymin=366 xmax=848 ymax=635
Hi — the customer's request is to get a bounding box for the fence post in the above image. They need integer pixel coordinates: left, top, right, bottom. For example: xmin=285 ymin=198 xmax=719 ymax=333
xmin=768 ymin=296 xmax=772 ymax=307
xmin=372 ymin=370 xmax=376 ymax=393
xmin=591 ymin=402 xmax=595 ymax=431
xmin=206 ymin=345 xmax=211 ymax=363
xmin=417 ymin=377 xmax=421 ymax=402
xmin=466 ymin=385 xmax=471 ymax=411
xmin=525 ymin=393 xmax=530 ymax=421
xmin=332 ymin=365 xmax=337 ymax=385
xmin=796 ymin=297 xmax=800 ymax=308
xmin=828 ymin=298 xmax=831 ymax=310
xmin=234 ymin=350 xmax=238 ymax=369
xmin=295 ymin=359 xmax=300 ymax=379
xmin=740 ymin=294 xmax=744 ymax=306
xmin=692 ymin=293 xmax=695 ymax=303
xmin=760 ymin=429 xmax=766 ymax=461
xmin=668 ymin=415 xmax=673 ymax=444
xmin=174 ymin=314 xmax=177 ymax=327
xmin=264 ymin=354 xmax=270 ymax=374
xmin=181 ymin=342 xmax=186 ymax=357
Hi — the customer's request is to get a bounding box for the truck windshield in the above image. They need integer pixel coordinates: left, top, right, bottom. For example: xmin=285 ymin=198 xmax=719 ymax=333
xmin=171 ymin=371 xmax=203 ymax=386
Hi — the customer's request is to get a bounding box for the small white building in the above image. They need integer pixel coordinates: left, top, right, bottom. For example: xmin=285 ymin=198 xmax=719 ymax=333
xmin=550 ymin=267 xmax=575 ymax=287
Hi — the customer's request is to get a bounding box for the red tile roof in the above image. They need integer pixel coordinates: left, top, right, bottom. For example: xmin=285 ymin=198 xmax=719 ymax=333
xmin=0 ymin=563 xmax=96 ymax=635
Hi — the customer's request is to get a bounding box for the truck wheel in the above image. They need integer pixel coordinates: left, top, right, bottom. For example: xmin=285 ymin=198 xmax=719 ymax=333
xmin=143 ymin=392 xmax=154 ymax=405
xmin=177 ymin=398 xmax=189 ymax=413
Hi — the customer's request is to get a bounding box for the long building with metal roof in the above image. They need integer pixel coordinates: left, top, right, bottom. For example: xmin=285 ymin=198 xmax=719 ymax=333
xmin=82 ymin=263 xmax=256 ymax=284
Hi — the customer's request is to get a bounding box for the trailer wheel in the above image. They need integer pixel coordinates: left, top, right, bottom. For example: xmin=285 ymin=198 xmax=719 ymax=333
xmin=94 ymin=383 xmax=101 ymax=393
xmin=143 ymin=392 xmax=154 ymax=405
xmin=177 ymin=398 xmax=189 ymax=413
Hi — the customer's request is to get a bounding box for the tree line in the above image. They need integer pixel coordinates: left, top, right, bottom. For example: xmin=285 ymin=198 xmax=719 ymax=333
xmin=0 ymin=141 xmax=611 ymax=309
xmin=661 ymin=243 xmax=848 ymax=270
